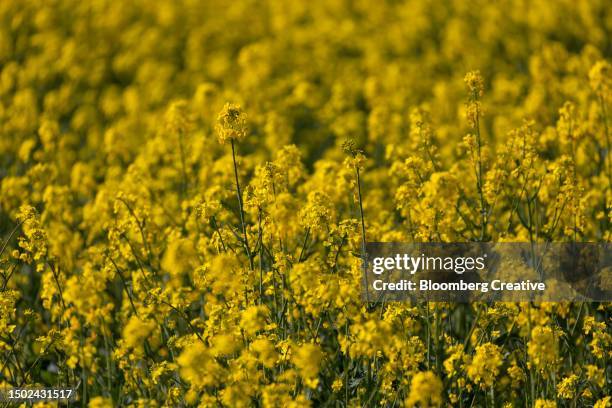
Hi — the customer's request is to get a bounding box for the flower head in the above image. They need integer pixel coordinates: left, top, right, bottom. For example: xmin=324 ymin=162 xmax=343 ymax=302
xmin=292 ymin=342 xmax=323 ymax=388
xmin=589 ymin=60 xmax=610 ymax=95
xmin=464 ymin=70 xmax=484 ymax=98
xmin=216 ymin=102 xmax=248 ymax=144
xmin=466 ymin=343 xmax=502 ymax=389
xmin=405 ymin=371 xmax=443 ymax=407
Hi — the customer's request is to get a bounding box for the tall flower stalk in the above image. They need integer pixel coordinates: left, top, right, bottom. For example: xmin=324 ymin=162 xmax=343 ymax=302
xmin=464 ymin=71 xmax=488 ymax=241
xmin=343 ymin=139 xmax=369 ymax=302
xmin=216 ymin=103 xmax=254 ymax=271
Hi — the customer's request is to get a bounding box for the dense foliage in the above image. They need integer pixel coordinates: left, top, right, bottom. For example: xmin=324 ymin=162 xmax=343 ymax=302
xmin=0 ymin=0 xmax=610 ymax=406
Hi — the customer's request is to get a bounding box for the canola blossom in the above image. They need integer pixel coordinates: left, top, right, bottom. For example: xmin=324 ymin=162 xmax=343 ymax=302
xmin=0 ymin=0 xmax=610 ymax=406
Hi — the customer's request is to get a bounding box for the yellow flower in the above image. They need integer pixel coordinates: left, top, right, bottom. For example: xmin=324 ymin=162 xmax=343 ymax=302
xmin=16 ymin=205 xmax=48 ymax=268
xmin=466 ymin=343 xmax=502 ymax=389
xmin=151 ymin=361 xmax=178 ymax=385
xmin=405 ymin=371 xmax=443 ymax=408
xmin=464 ymin=70 xmax=484 ymax=97
xmin=215 ymin=102 xmax=248 ymax=144
xmin=534 ymin=399 xmax=557 ymax=408
xmin=444 ymin=344 xmax=466 ymax=378
xmin=88 ymin=396 xmax=113 ymax=408
xmin=240 ymin=305 xmax=269 ymax=336
xmin=292 ymin=342 xmax=323 ymax=388
xmin=177 ymin=342 xmax=225 ymax=390
xmin=122 ymin=316 xmax=156 ymax=354
xmin=594 ymin=396 xmax=611 ymax=408
xmin=251 ymin=338 xmax=278 ymax=368
xmin=589 ymin=60 xmax=610 ymax=95
xmin=507 ymin=362 xmax=524 ymax=389
xmin=211 ymin=332 xmax=242 ymax=356
xmin=556 ymin=374 xmax=578 ymax=399
xmin=299 ymin=191 xmax=332 ymax=233
xmin=528 ymin=326 xmax=558 ymax=373
xmin=164 ymin=99 xmax=192 ymax=135
xmin=585 ymin=364 xmax=605 ymax=388
xmin=331 ymin=378 xmax=343 ymax=392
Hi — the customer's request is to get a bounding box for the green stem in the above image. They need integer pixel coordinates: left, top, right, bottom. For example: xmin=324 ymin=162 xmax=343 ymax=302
xmin=231 ymin=140 xmax=254 ymax=271
xmin=474 ymin=103 xmax=487 ymax=241
xmin=356 ymin=166 xmax=370 ymax=303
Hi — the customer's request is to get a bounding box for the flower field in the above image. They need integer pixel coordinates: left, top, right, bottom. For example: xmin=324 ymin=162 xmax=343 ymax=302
xmin=0 ymin=0 xmax=610 ymax=406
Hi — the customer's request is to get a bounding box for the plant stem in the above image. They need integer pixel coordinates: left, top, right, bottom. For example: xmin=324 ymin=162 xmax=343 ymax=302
xmin=178 ymin=129 xmax=188 ymax=197
xmin=231 ymin=140 xmax=254 ymax=271
xmin=356 ymin=166 xmax=369 ymax=302
xmin=474 ymin=103 xmax=487 ymax=241
xmin=258 ymin=207 xmax=264 ymax=303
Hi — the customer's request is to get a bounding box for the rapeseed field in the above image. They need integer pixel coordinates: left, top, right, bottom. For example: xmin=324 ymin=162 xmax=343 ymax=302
xmin=0 ymin=0 xmax=610 ymax=406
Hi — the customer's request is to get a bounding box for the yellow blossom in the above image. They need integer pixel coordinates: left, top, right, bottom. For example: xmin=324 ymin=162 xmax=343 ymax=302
xmin=405 ymin=371 xmax=443 ymax=408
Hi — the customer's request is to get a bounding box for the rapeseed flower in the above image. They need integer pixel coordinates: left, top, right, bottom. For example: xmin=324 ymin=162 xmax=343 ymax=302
xmin=466 ymin=343 xmax=503 ymax=389
xmin=215 ymin=103 xmax=248 ymax=144
xmin=405 ymin=371 xmax=443 ymax=407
